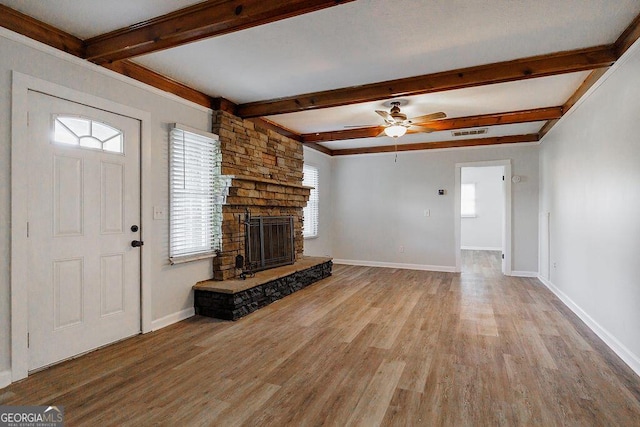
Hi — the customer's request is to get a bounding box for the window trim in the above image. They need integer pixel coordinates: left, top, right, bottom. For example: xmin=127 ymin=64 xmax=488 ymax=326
xmin=302 ymin=164 xmax=319 ymax=239
xmin=169 ymin=123 xmax=228 ymax=264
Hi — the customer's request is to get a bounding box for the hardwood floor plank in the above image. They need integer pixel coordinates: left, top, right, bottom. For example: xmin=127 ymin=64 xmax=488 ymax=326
xmin=2 ymin=250 xmax=639 ymax=425
xmin=346 ymin=359 xmax=406 ymax=427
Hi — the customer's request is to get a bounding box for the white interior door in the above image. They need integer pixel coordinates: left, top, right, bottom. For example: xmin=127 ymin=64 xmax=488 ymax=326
xmin=27 ymin=91 xmax=141 ymax=371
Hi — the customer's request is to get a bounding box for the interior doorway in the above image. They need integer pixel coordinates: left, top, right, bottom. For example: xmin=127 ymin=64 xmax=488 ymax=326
xmin=460 ymin=166 xmax=505 ymax=273
xmin=454 ymin=160 xmax=512 ymax=275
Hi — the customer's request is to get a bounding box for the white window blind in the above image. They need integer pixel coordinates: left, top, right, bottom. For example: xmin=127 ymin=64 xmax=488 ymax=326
xmin=303 ymin=164 xmax=319 ymax=238
xmin=170 ymin=125 xmax=225 ymax=263
xmin=461 ymin=183 xmax=477 ymax=217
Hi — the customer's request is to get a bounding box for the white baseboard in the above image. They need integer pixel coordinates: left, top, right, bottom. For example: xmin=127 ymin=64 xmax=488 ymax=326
xmin=510 ymin=271 xmax=539 ymax=278
xmin=0 ymin=370 xmax=11 ymax=389
xmin=151 ymin=307 xmax=195 ymax=331
xmin=538 ymin=276 xmax=640 ymax=377
xmin=332 ymin=259 xmax=456 ymax=273
xmin=461 ymin=246 xmax=502 ymax=251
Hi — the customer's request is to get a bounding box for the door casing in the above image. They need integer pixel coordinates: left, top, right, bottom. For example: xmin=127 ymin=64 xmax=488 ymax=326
xmin=454 ymin=159 xmax=512 ymax=275
xmin=11 ymin=71 xmax=153 ymax=382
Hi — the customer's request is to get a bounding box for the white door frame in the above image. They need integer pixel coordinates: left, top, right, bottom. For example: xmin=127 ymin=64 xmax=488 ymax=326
xmin=454 ymin=159 xmax=512 ymax=275
xmin=11 ymin=71 xmax=153 ymax=382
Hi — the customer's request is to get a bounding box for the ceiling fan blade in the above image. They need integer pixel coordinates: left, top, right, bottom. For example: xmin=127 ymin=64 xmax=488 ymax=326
xmin=376 ymin=129 xmax=387 ymax=137
xmin=376 ymin=110 xmax=395 ymax=124
xmin=410 ymin=112 xmax=447 ymax=124
xmin=343 ymin=125 xmax=375 ymax=128
xmin=410 ymin=125 xmax=436 ymax=133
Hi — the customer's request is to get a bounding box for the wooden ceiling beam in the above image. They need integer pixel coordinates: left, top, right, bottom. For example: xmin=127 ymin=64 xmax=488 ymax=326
xmin=302 ymin=106 xmax=563 ymax=143
xmin=615 ymin=12 xmax=640 ymax=58
xmin=539 ymin=67 xmax=609 ymax=139
xmin=302 ymin=142 xmax=334 ymax=156
xmin=237 ymin=46 xmax=616 ymax=118
xmin=102 ymin=60 xmax=214 ymax=109
xmin=0 ymin=4 xmax=85 ymax=57
xmin=84 ymin=0 xmax=356 ymax=64
xmin=212 ymin=97 xmax=238 ymax=115
xmin=331 ymin=134 xmax=539 ymax=156
xmin=302 ymin=127 xmax=385 ymax=143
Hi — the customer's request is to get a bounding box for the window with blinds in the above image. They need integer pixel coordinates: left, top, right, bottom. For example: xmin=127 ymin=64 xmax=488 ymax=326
xmin=303 ymin=164 xmax=319 ymax=238
xmin=169 ymin=124 xmax=225 ymax=263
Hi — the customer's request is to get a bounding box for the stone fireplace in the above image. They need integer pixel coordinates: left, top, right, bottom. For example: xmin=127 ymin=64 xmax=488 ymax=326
xmin=211 ymin=110 xmax=311 ymax=281
xmin=194 ymin=109 xmax=332 ymax=320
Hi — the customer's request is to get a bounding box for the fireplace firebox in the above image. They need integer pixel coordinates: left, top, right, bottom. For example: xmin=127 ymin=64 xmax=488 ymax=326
xmin=245 ymin=215 xmax=295 ymax=273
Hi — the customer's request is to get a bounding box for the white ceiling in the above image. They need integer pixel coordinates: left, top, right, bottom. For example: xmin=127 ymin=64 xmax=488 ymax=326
xmin=2 ymin=0 xmax=640 ymax=152
xmin=0 ymin=0 xmax=203 ymax=39
xmin=131 ymin=0 xmax=638 ymax=103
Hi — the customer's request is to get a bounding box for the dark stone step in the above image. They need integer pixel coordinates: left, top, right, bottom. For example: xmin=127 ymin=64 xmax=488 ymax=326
xmin=194 ymin=260 xmax=332 ymax=320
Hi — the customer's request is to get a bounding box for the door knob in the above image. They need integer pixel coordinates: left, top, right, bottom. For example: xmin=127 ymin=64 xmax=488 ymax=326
xmin=131 ymin=240 xmax=144 ymax=247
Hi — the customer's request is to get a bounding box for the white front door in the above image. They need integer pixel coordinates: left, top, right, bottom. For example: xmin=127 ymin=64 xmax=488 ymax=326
xmin=27 ymin=91 xmax=141 ymax=371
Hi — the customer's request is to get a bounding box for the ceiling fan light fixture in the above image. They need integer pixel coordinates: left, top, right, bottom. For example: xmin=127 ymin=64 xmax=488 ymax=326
xmin=384 ymin=125 xmax=407 ymax=138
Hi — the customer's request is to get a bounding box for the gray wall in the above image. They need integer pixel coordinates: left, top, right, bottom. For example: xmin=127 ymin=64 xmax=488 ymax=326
xmin=0 ymin=31 xmax=214 ymax=374
xmin=539 ymin=41 xmax=640 ymax=369
xmin=302 ymin=146 xmax=333 ymax=258
xmin=330 ymin=145 xmax=539 ymax=271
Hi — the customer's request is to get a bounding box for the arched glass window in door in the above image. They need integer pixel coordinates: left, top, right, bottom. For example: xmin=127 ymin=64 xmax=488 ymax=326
xmin=53 ymin=115 xmax=124 ymax=154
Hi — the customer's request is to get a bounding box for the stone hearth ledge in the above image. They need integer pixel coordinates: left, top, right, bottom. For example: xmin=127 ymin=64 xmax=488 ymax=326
xmin=195 ymin=256 xmax=332 ymax=294
xmin=194 ymin=256 xmax=332 ymax=320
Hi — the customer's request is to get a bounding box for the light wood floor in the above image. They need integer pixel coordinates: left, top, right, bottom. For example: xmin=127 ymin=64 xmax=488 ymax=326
xmin=3 ymin=250 xmax=640 ymax=426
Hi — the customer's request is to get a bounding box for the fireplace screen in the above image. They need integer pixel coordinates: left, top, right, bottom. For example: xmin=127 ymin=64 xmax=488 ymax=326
xmin=245 ymin=216 xmax=295 ymax=273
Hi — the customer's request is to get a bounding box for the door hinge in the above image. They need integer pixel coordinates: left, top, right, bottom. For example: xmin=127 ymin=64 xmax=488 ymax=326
xmin=27 ymin=221 xmax=29 ymax=238
xmin=27 ymin=112 xmax=30 ymax=127
xmin=502 ymin=175 xmax=505 ymax=181
xmin=502 ymin=254 xmax=505 ymax=259
xmin=27 ymin=333 xmax=30 ymax=348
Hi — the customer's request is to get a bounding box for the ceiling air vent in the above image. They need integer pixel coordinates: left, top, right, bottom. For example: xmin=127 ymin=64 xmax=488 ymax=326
xmin=452 ymin=128 xmax=488 ymax=137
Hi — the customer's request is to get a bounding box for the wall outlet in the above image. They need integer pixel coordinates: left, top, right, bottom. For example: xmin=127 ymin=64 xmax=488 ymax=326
xmin=553 ymin=262 xmax=557 ymax=269
xmin=153 ymin=206 xmax=166 ymax=220
xmin=399 ymin=245 xmax=405 ymax=253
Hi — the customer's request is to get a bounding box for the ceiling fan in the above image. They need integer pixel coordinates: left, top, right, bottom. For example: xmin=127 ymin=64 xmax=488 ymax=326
xmin=374 ymin=101 xmax=446 ymax=138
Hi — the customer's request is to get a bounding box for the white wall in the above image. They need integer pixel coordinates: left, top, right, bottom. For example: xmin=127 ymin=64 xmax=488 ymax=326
xmin=303 ymin=146 xmax=333 ymax=257
xmin=539 ymin=40 xmax=640 ymax=373
xmin=0 ymin=31 xmax=214 ymax=376
xmin=331 ymin=145 xmax=539 ymax=272
xmin=461 ymin=166 xmax=504 ymax=250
